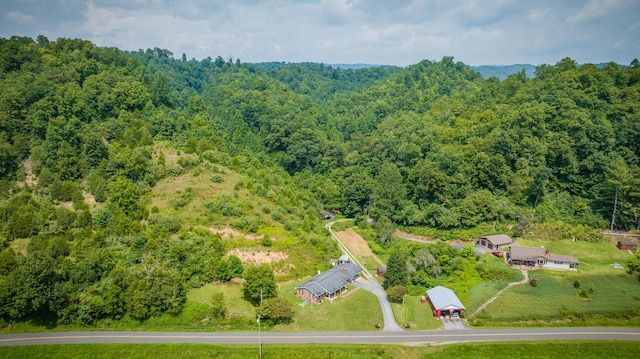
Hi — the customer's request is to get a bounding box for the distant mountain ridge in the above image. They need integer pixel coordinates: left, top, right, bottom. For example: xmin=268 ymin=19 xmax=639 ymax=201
xmin=471 ymin=64 xmax=537 ymax=80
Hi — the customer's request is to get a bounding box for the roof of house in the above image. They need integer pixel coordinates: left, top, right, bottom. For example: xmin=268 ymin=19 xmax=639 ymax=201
xmin=295 ymin=262 xmax=362 ymax=297
xmin=338 ymin=254 xmax=350 ymax=262
xmin=481 ymin=234 xmax=514 ymax=246
xmin=619 ymin=241 xmax=637 ymax=246
xmin=426 ymin=286 xmax=465 ymax=311
xmin=510 ymin=244 xmax=578 ymax=264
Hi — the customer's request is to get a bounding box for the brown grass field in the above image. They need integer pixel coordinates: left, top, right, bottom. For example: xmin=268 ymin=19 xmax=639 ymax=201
xmin=334 ymin=228 xmax=385 ymax=267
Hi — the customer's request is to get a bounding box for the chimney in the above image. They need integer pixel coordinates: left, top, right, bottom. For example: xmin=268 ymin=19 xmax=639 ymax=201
xmin=342 ymin=267 xmax=348 ymax=275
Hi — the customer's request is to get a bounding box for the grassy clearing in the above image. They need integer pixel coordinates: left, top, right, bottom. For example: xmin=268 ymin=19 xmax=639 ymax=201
xmin=273 ymin=280 xmax=384 ymax=331
xmin=478 ymin=271 xmax=640 ymax=325
xmin=2 ymin=341 xmax=639 ymax=359
xmin=391 ymin=296 xmax=443 ymax=330
xmin=187 ymin=281 xmax=255 ymax=318
xmin=463 ymin=254 xmax=525 ymax=313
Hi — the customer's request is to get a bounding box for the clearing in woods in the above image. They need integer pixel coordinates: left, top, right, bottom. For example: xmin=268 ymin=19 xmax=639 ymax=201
xmin=334 ymin=228 xmax=384 ymax=267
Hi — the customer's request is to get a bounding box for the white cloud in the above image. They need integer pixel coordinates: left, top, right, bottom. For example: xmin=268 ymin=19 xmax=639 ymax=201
xmin=4 ymin=11 xmax=35 ymax=25
xmin=0 ymin=0 xmax=638 ymax=66
xmin=566 ymin=0 xmax=631 ymax=25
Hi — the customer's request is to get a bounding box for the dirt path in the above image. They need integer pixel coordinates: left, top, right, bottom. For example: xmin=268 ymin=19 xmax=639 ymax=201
xmin=470 ymin=270 xmax=529 ymax=317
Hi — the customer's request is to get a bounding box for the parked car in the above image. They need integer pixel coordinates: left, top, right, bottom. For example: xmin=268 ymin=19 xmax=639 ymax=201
xmin=491 ymin=251 xmax=504 ymax=258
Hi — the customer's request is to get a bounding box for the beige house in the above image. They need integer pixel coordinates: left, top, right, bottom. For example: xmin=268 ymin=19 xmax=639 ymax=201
xmin=476 ymin=234 xmax=514 ymax=251
xmin=508 ymin=244 xmax=578 ymax=271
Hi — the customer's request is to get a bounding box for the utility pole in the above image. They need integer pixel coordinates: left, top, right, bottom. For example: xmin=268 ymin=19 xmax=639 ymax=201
xmin=258 ymin=289 xmax=263 ymax=359
xmin=611 ymin=186 xmax=619 ymax=231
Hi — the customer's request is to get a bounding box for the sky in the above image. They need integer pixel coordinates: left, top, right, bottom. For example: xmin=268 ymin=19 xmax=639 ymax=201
xmin=1 ymin=0 xmax=639 ymax=66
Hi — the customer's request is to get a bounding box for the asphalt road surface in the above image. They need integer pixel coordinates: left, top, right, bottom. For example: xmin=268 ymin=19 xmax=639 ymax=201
xmin=1 ymin=328 xmax=640 ymax=346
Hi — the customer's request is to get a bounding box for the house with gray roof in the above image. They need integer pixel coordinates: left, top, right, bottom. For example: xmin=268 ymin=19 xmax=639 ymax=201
xmin=508 ymin=244 xmax=578 ymax=271
xmin=295 ymin=262 xmax=363 ymax=303
xmin=426 ymin=286 xmax=465 ymax=318
xmin=476 ymin=234 xmax=514 ymax=251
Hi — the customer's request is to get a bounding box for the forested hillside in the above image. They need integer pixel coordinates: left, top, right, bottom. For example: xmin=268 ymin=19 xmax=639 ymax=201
xmin=0 ymin=35 xmax=639 ymax=326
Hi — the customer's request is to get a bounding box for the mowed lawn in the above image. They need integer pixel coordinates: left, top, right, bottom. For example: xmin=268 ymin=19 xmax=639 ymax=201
xmin=484 ymin=272 xmax=640 ymax=320
xmin=187 ymin=281 xmax=255 ymax=318
xmin=391 ymin=296 xmax=443 ymax=330
xmin=273 ymin=280 xmax=384 ymax=331
xmin=478 ymin=238 xmax=640 ymax=322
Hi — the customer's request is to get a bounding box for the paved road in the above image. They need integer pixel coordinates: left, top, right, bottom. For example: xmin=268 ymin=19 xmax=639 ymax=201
xmin=326 ymin=220 xmax=403 ymax=332
xmin=1 ymin=328 xmax=640 ymax=346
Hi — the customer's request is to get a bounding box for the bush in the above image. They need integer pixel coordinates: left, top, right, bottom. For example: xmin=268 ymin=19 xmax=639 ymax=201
xmin=257 ymin=297 xmax=293 ymax=323
xmin=211 ymin=293 xmax=227 ymax=319
xmin=529 ymin=278 xmax=538 ymax=287
xmin=386 ymin=285 xmax=407 ymax=303
xmin=149 ymin=213 xmax=181 ymax=234
xmin=168 ymin=164 xmax=184 ymax=176
xmin=261 ymin=235 xmax=272 ymax=247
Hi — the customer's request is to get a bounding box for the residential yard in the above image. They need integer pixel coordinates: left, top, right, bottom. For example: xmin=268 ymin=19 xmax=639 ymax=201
xmin=515 ymin=238 xmax=635 ymax=275
xmin=477 ymin=271 xmax=640 ymax=324
xmin=273 ymin=280 xmax=384 ymax=331
xmin=391 ymin=296 xmax=443 ymax=330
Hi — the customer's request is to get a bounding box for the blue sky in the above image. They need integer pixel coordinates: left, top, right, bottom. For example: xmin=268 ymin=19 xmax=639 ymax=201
xmin=1 ymin=0 xmax=639 ymax=66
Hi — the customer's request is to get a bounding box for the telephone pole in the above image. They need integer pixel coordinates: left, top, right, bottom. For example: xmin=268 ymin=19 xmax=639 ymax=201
xmin=258 ymin=289 xmax=263 ymax=359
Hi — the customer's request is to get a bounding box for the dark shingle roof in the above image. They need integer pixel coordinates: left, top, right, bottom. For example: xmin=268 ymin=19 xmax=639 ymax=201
xmin=296 ymin=263 xmax=362 ymax=297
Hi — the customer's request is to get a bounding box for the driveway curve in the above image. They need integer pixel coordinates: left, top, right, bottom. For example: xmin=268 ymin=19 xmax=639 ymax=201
xmin=326 ymin=220 xmax=403 ymax=332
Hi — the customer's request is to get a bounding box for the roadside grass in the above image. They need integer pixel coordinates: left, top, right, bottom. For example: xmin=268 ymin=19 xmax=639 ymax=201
xmin=2 ymin=341 xmax=639 ymax=359
xmin=391 ymin=296 xmax=443 ymax=330
xmin=478 ymin=271 xmax=640 ymax=325
xmin=273 ymin=280 xmax=383 ymax=331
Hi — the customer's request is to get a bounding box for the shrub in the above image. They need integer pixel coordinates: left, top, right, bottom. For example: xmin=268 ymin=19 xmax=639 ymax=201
xmin=168 ymin=164 xmax=183 ymax=176
xmin=573 ymin=280 xmax=581 ymax=289
xmin=386 ymin=285 xmax=407 ymax=303
xmin=261 ymin=235 xmax=272 ymax=247
xmin=149 ymin=213 xmax=181 ymax=234
xmin=257 ymin=297 xmax=293 ymax=323
xmin=211 ymin=293 xmax=227 ymax=319
xmin=529 ymin=278 xmax=538 ymax=287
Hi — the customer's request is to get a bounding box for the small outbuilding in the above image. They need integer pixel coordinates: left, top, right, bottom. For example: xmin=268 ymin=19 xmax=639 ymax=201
xmin=322 ymin=210 xmax=336 ymax=220
xmin=476 ymin=234 xmax=514 ymax=251
xmin=426 ymin=286 xmax=465 ymax=319
xmin=617 ymin=241 xmax=637 ymax=252
xmin=376 ymin=268 xmax=386 ymax=277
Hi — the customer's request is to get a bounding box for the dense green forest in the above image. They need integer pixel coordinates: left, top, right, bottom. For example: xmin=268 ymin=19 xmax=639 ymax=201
xmin=0 ymin=35 xmax=639 ymax=326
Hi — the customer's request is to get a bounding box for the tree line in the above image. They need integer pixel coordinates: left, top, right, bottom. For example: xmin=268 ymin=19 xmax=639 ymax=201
xmin=0 ymin=35 xmax=639 ymax=325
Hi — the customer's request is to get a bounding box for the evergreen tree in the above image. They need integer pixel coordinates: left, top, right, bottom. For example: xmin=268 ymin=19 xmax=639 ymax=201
xmin=384 ymin=251 xmax=408 ymax=288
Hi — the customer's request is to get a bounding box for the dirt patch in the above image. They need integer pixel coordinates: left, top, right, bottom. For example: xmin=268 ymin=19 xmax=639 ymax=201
xmin=335 ymin=228 xmax=384 ymax=267
xmin=22 ymin=158 xmax=36 ymax=186
xmin=83 ymin=190 xmax=97 ymax=208
xmin=227 ymin=249 xmax=287 ymax=265
xmin=209 ymin=227 xmax=264 ymax=240
xmin=396 ymin=230 xmax=435 ymax=241
xmin=340 ymin=286 xmax=360 ymax=298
